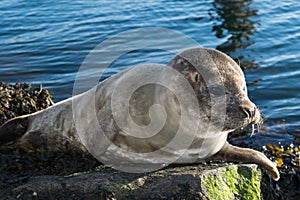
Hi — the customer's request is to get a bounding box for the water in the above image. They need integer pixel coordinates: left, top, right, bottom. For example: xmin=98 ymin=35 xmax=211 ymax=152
xmin=0 ymin=0 xmax=299 ymax=145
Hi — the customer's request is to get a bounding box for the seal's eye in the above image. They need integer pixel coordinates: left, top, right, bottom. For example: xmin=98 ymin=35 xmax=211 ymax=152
xmin=192 ymin=73 xmax=199 ymax=82
xmin=208 ymin=85 xmax=225 ymax=96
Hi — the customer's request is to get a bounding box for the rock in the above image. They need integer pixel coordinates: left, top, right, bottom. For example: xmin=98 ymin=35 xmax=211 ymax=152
xmin=0 ymin=164 xmax=262 ymax=200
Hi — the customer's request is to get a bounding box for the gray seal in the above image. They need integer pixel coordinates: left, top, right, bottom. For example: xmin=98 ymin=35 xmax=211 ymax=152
xmin=0 ymin=47 xmax=279 ymax=181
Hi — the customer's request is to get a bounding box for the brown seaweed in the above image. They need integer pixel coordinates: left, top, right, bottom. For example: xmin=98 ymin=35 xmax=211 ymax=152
xmin=0 ymin=82 xmax=54 ymax=126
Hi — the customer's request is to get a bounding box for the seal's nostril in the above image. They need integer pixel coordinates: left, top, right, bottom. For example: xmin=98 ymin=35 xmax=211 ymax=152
xmin=245 ymin=108 xmax=255 ymax=119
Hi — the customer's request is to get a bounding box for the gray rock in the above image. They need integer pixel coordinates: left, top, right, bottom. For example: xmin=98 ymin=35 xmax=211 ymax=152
xmin=1 ymin=164 xmax=262 ymax=200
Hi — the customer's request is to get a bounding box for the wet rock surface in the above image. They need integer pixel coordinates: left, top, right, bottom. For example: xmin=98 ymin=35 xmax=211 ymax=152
xmin=1 ymin=163 xmax=261 ymax=200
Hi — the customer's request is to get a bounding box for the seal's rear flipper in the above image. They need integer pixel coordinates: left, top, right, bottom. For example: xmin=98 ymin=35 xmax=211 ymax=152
xmin=210 ymin=142 xmax=280 ymax=181
xmin=0 ymin=117 xmax=28 ymax=145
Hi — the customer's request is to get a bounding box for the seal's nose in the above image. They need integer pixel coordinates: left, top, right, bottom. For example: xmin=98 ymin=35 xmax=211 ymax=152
xmin=241 ymin=105 xmax=261 ymax=124
xmin=245 ymin=108 xmax=255 ymax=119
xmin=240 ymin=106 xmax=256 ymax=120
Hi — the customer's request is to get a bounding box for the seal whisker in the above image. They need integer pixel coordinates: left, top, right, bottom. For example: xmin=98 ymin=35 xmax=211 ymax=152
xmin=257 ymin=116 xmax=264 ymax=132
xmin=250 ymin=123 xmax=255 ymax=137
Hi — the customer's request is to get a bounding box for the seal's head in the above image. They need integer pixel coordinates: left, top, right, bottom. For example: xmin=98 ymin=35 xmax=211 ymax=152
xmin=168 ymin=47 xmax=261 ymax=132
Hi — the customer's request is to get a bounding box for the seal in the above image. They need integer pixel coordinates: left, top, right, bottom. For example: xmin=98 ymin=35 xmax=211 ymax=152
xmin=0 ymin=47 xmax=280 ymax=181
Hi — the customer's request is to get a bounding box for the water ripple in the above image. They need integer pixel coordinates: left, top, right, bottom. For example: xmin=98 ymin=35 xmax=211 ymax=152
xmin=0 ymin=0 xmax=299 ymax=130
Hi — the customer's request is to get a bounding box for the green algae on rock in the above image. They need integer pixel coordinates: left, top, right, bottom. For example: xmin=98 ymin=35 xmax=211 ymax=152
xmin=201 ymin=164 xmax=261 ymax=200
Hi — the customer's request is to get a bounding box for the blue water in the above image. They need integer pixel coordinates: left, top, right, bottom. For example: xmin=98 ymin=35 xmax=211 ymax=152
xmin=0 ymin=0 xmax=299 ymax=144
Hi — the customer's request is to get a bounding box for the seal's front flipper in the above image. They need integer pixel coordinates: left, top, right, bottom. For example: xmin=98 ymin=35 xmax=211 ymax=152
xmin=0 ymin=117 xmax=28 ymax=145
xmin=210 ymin=142 xmax=280 ymax=181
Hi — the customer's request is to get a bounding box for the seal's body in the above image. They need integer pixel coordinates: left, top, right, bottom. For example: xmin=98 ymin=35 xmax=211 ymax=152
xmin=0 ymin=47 xmax=280 ymax=180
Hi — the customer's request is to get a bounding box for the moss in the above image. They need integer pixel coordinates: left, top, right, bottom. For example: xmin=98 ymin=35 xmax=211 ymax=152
xmin=203 ymin=173 xmax=234 ymax=200
xmin=202 ymin=165 xmax=261 ymax=200
xmin=108 ymin=180 xmax=139 ymax=192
